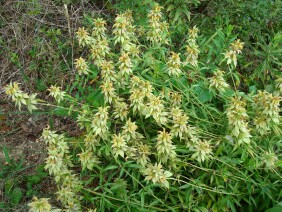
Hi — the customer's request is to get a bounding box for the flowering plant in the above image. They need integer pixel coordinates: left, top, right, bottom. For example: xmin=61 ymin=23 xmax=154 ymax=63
xmin=5 ymin=3 xmax=282 ymax=211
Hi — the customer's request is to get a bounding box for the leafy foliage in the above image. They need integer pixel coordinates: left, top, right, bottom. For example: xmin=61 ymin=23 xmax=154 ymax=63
xmin=2 ymin=1 xmax=282 ymax=211
xmin=0 ymin=147 xmax=48 ymax=209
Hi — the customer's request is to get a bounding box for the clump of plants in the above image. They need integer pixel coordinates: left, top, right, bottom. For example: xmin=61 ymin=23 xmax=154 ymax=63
xmin=4 ymin=3 xmax=282 ymax=211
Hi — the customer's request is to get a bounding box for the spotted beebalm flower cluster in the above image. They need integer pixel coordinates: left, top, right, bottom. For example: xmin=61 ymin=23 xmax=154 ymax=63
xmin=156 ymin=129 xmax=176 ymax=163
xmin=74 ymin=57 xmax=90 ymax=75
xmin=262 ymin=151 xmax=278 ymax=169
xmin=90 ymin=106 xmax=110 ymax=139
xmin=147 ymin=4 xmax=169 ymax=45
xmin=144 ymin=163 xmax=172 ymax=188
xmin=4 ymin=82 xmax=38 ymax=112
xmin=209 ymin=69 xmax=229 ymax=93
xmin=42 ymin=128 xmax=82 ymax=210
xmin=48 ymin=85 xmax=66 ymax=103
xmin=166 ymin=52 xmax=182 ymax=76
xmin=129 ymin=76 xmax=169 ymax=126
xmin=224 ymin=39 xmax=244 ymax=67
xmin=76 ymin=27 xmax=91 ymax=47
xmin=73 ymin=7 xmax=216 ymax=189
xmin=226 ymin=96 xmax=251 ymax=145
xmin=113 ymin=10 xmax=136 ymax=48
xmin=185 ymin=26 xmax=200 ymax=66
xmin=252 ymin=90 xmax=281 ymax=135
xmin=28 ymin=197 xmax=52 ymax=212
xmin=112 ymin=133 xmax=128 ymax=158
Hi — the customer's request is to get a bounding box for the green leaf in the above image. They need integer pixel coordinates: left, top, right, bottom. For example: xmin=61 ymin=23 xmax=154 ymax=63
xmin=103 ymin=165 xmax=118 ymax=172
xmin=167 ymin=4 xmax=175 ymax=11
xmin=54 ymin=107 xmax=69 ymax=116
xmin=172 ymin=8 xmax=182 ymax=24
xmin=11 ymin=187 xmax=23 ymax=204
xmin=2 ymin=146 xmax=11 ymax=163
xmin=266 ymin=205 xmax=282 ymax=212
xmin=265 ymin=84 xmax=274 ymax=93
xmin=248 ymin=85 xmax=257 ymax=94
xmin=193 ymin=85 xmax=212 ymax=103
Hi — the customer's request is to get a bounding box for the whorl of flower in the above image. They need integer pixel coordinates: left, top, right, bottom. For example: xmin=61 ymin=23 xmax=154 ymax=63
xmin=4 ymin=81 xmax=21 ymax=96
xmin=101 ymin=60 xmax=116 ymax=82
xmin=90 ymin=39 xmax=110 ymax=67
xmin=83 ymin=133 xmax=99 ymax=151
xmin=56 ymin=185 xmax=81 ymax=210
xmin=274 ymin=77 xmax=282 ymax=96
xmin=112 ymin=134 xmax=128 ymax=158
xmin=134 ymin=143 xmax=151 ymax=167
xmin=113 ymin=13 xmax=135 ymax=46
xmin=226 ymin=96 xmax=251 ymax=145
xmin=252 ymin=90 xmax=281 ymax=135
xmin=262 ymin=151 xmax=278 ymax=169
xmin=184 ymin=125 xmax=200 ymax=147
xmin=188 ymin=26 xmax=199 ymax=40
xmin=230 ymin=39 xmax=244 ymax=54
xmin=169 ymin=91 xmax=182 ymax=106
xmin=253 ymin=91 xmax=281 ymax=123
xmin=209 ymin=70 xmax=229 ymax=92
xmin=41 ymin=127 xmax=61 ymax=144
xmin=156 ymin=129 xmax=177 ymax=163
xmin=129 ymin=88 xmax=146 ymax=114
xmin=58 ymin=170 xmax=82 ymax=194
xmin=144 ymin=163 xmax=172 ymax=188
xmin=185 ymin=26 xmax=200 ymax=66
xmin=130 ymin=76 xmax=143 ymax=88
xmin=45 ymin=149 xmax=67 ymax=177
xmin=147 ymin=4 xmax=169 ymax=45
xmin=141 ymin=81 xmax=154 ymax=97
xmin=74 ymin=57 xmax=90 ymax=75
xmin=78 ymin=149 xmax=99 ymax=170
xmin=4 ymin=82 xmax=38 ymax=112
xmin=118 ymin=52 xmax=133 ymax=76
xmin=170 ymin=107 xmax=189 ymax=139
xmin=43 ymin=132 xmax=71 ymax=176
xmin=28 ymin=197 xmax=51 ymax=212
xmin=167 ymin=52 xmax=182 ymax=76
xmin=91 ymin=106 xmax=109 ymax=139
xmin=224 ymin=51 xmax=237 ymax=67
xmin=112 ymin=100 xmax=129 ymax=121
xmin=148 ymin=4 xmax=162 ymax=24
xmin=42 ymin=128 xmax=82 ymax=209
xmin=129 ymin=77 xmax=152 ymax=114
xmin=77 ymin=112 xmax=91 ymax=130
xmin=24 ymin=94 xmax=38 ymax=113
xmin=76 ymin=27 xmax=91 ymax=47
xmin=146 ymin=95 xmax=168 ymax=125
xmin=191 ymin=139 xmax=213 ymax=162
xmin=224 ymin=39 xmax=244 ymax=67
xmin=48 ymin=85 xmax=66 ymax=103
xmin=125 ymin=43 xmax=141 ymax=59
xmin=92 ymin=18 xmax=107 ymax=40
xmin=125 ymin=146 xmax=137 ymax=160
xmin=121 ymin=118 xmax=143 ymax=142
xmin=100 ymin=80 xmax=117 ymax=104
xmin=121 ymin=9 xmax=133 ymax=23
xmin=253 ymin=116 xmax=270 ymax=135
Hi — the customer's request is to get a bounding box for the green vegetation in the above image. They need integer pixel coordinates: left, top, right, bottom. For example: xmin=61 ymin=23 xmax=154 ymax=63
xmin=0 ymin=147 xmax=48 ymax=210
xmin=1 ymin=0 xmax=281 ymax=211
